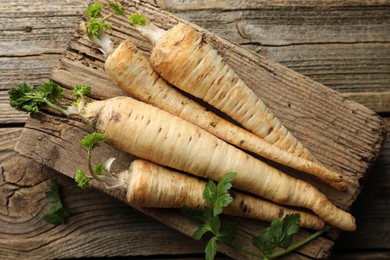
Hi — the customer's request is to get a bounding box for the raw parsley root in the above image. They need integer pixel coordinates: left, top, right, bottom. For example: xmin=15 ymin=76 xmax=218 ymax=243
xmin=75 ymin=133 xmax=325 ymax=230
xmin=105 ymin=39 xmax=346 ymax=191
xmin=9 ymin=81 xmax=354 ymax=231
xmin=128 ymin=14 xmax=339 ymax=181
xmin=87 ymin=3 xmax=345 ymax=190
xmin=80 ymin=96 xmax=355 ymax=231
xmin=9 ymin=79 xmax=354 ymax=231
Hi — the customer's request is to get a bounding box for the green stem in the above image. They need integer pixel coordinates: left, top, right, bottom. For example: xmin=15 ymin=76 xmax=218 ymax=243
xmin=87 ymin=150 xmax=102 ymax=181
xmin=269 ymin=225 xmax=332 ymax=259
xmin=46 ymin=101 xmax=70 ymax=116
xmin=225 ymin=225 xmax=332 ymax=260
xmin=102 ymin=11 xmax=115 ymax=22
xmin=86 ymin=149 xmax=124 ymax=188
xmin=225 ymin=242 xmax=263 ymax=258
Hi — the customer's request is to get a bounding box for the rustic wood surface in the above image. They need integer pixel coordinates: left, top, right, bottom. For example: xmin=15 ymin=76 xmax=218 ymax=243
xmin=0 ymin=0 xmax=389 ymax=259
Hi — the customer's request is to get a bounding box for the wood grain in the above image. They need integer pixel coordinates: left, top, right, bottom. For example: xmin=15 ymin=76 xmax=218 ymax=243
xmin=335 ymin=118 xmax=390 ymax=251
xmin=15 ymin=112 xmax=336 ymax=260
xmin=0 ymin=0 xmax=204 ymax=259
xmin=0 ymin=0 xmax=88 ymax=124
xmin=13 ymin=0 xmax=386 ymax=259
xmin=155 ymin=0 xmax=390 ymax=113
xmin=0 ymin=153 xmax=205 ymax=259
xmin=1 ymin=0 xmax=389 ymax=259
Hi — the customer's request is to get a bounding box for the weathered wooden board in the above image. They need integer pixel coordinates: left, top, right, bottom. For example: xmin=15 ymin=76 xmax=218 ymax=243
xmin=0 ymin=152 xmax=206 ymax=259
xmin=12 ymin=0 xmax=386 ymax=259
xmin=157 ymin=0 xmax=390 ymax=113
xmin=335 ymin=118 xmax=390 ymax=251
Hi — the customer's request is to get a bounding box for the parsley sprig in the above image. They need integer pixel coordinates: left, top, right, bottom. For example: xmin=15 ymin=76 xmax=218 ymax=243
xmin=43 ymin=179 xmax=77 ymax=226
xmin=85 ymin=2 xmax=125 ymax=54
xmin=8 ymin=82 xmax=68 ymax=115
xmin=185 ymin=173 xmax=331 ymax=259
xmin=86 ymin=2 xmax=125 ymax=37
xmin=8 ymin=82 xmax=91 ymax=116
xmin=252 ymin=214 xmax=301 ymax=259
xmin=75 ymin=132 xmax=124 ymax=189
xmin=184 ymin=172 xmax=238 ymax=260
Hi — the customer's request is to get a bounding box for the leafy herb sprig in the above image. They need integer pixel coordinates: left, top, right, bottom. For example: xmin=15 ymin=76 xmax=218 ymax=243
xmin=85 ymin=1 xmax=125 ymax=54
xmin=183 ymin=172 xmax=238 ymax=260
xmin=8 ymin=82 xmax=68 ymax=115
xmin=185 ymin=174 xmax=331 ymax=259
xmin=252 ymin=214 xmax=300 ymax=259
xmin=75 ymin=132 xmax=124 ymax=189
xmin=43 ymin=179 xmax=77 ymax=226
xmin=86 ymin=2 xmax=125 ymax=37
xmin=8 ymin=82 xmax=91 ymax=116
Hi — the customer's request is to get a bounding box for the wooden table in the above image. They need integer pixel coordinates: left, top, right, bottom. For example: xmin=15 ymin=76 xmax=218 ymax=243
xmin=1 ymin=0 xmax=389 ymax=259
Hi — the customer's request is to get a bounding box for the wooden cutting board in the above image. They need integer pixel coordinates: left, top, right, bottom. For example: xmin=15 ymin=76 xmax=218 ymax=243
xmin=15 ymin=0 xmax=385 ymax=258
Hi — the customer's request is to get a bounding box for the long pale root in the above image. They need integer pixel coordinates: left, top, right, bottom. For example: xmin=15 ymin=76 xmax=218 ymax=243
xmin=80 ymin=96 xmax=356 ymax=231
xmin=104 ymin=40 xmax=345 ymax=190
xmin=125 ymin=159 xmax=325 ymax=230
xmin=147 ymin=23 xmax=318 ymax=164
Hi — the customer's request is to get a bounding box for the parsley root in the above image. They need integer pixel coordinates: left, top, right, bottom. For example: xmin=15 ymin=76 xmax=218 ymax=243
xmin=8 ymin=79 xmax=354 ymax=231
xmin=79 ymin=96 xmax=355 ymax=231
xmin=76 ymin=136 xmax=325 ymax=231
xmin=104 ymin=39 xmax=346 ymax=191
xmin=129 ymin=15 xmax=317 ymax=164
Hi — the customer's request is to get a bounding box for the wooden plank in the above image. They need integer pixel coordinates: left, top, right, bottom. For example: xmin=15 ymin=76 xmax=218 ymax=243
xmin=0 ymin=153 xmax=205 ymax=259
xmin=15 ymin=113 xmax=335 ymax=260
xmin=2 ymin=0 xmax=388 ymax=259
xmin=156 ymin=0 xmax=390 ymax=10
xmin=343 ymin=91 xmax=390 ymax=114
xmin=155 ymin=0 xmax=390 ymax=113
xmin=334 ymin=118 xmax=390 ymax=250
xmin=0 ymin=0 xmax=88 ymax=123
xmin=0 ymin=0 xmax=207 ymax=259
xmin=0 ymin=128 xmax=22 ymax=161
xmin=14 ymin=0 xmax=385 ymax=259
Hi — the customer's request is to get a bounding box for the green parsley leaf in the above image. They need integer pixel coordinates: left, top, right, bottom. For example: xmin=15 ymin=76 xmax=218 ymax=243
xmin=205 ymin=237 xmax=218 ymax=260
xmin=128 ymin=13 xmax=148 ymax=26
xmin=193 ymin=222 xmax=214 ymax=241
xmin=43 ymin=179 xmax=77 ymax=226
xmin=80 ymin=132 xmax=105 ymax=151
xmin=217 ymin=221 xmax=237 ymax=244
xmin=8 ymin=82 xmax=64 ymax=114
xmin=188 ymin=173 xmax=238 ymax=260
xmin=74 ymin=168 xmax=91 ymax=189
xmin=44 ymin=206 xmax=66 ymax=226
xmin=86 ymin=3 xmax=103 ymax=18
xmin=280 ymin=213 xmax=300 ymax=249
xmin=252 ymin=226 xmax=275 ymax=257
xmin=71 ymin=84 xmax=91 ymax=107
xmin=252 ymin=214 xmax=301 ymax=258
xmin=37 ymin=81 xmax=64 ymax=104
xmin=203 ymin=172 xmax=237 ymax=216
xmin=109 ymin=2 xmax=125 ymax=15
xmin=87 ymin=17 xmax=112 ymax=38
xmin=72 ymin=84 xmax=91 ymax=97
xmin=8 ymin=83 xmax=41 ymax=113
xmin=94 ymin=162 xmax=104 ymax=175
